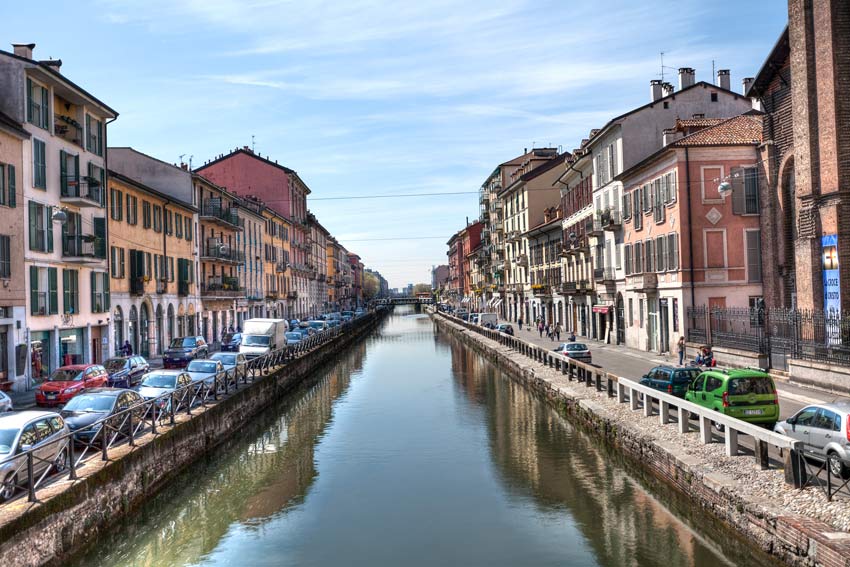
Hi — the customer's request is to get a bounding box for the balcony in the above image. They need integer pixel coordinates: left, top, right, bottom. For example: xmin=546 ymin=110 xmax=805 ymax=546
xmin=600 ymin=209 xmax=622 ymax=231
xmin=287 ymin=291 xmax=298 ymax=300
xmin=201 ymin=240 xmax=245 ymax=264
xmin=62 ymin=234 xmax=103 ymax=263
xmin=130 ymin=277 xmax=146 ymax=296
xmin=575 ymin=280 xmax=592 ymax=294
xmin=586 ymin=217 xmax=603 ymax=236
xmin=626 ymin=272 xmax=658 ymax=292
xmin=594 ymin=267 xmax=615 ymax=283
xmin=54 ymin=106 xmax=83 ymax=147
xmin=178 ymin=281 xmax=190 ymax=297
xmin=275 ymin=262 xmax=288 ymax=273
xmin=567 ymin=236 xmax=590 ymax=256
xmin=532 ymin=285 xmax=551 ymax=297
xmin=201 ymin=276 xmax=244 ymax=298
xmin=515 ymin=254 xmax=528 ymax=267
xmin=560 ymin=281 xmax=577 ymax=295
xmin=266 ymin=290 xmax=280 ymax=300
xmin=199 ymin=202 xmax=244 ymax=230
xmin=60 ymin=176 xmax=102 ymax=208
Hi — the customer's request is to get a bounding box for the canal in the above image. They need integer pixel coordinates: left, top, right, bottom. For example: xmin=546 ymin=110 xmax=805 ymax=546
xmin=73 ymin=306 xmax=773 ymax=567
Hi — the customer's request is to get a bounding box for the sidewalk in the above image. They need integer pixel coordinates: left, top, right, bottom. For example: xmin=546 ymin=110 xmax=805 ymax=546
xmin=497 ymin=317 xmax=833 ymax=418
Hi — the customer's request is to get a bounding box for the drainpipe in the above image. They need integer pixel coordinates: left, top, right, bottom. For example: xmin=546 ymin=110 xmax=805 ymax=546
xmin=685 ymin=147 xmax=696 ymax=313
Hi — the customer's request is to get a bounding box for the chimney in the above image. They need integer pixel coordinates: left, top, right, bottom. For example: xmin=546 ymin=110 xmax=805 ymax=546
xmin=716 ymin=69 xmax=730 ymax=91
xmin=678 ymin=67 xmax=695 ymax=90
xmin=661 ymin=82 xmax=674 ymax=97
xmin=12 ymin=43 xmax=35 ymax=59
xmin=742 ymin=77 xmax=754 ymax=96
xmin=40 ymin=59 xmax=62 ymax=73
xmin=662 ymin=128 xmax=683 ymax=146
xmin=650 ymin=79 xmax=663 ymax=102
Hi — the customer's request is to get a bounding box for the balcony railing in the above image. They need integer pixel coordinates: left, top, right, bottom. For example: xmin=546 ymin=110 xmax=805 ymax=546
xmin=60 ymin=177 xmax=102 ymax=208
xmin=62 ymin=234 xmax=103 ymax=262
xmin=586 ymin=218 xmax=603 ymax=236
xmin=626 ymin=272 xmax=657 ymax=292
xmin=275 ymin=262 xmax=288 ymax=273
xmin=201 ymin=276 xmax=244 ymax=298
xmin=600 ymin=209 xmax=622 ymax=231
xmin=199 ymin=202 xmax=244 ymax=230
xmin=594 ymin=267 xmax=615 ymax=282
xmin=516 ymin=254 xmax=528 ymax=267
xmin=130 ymin=276 xmax=146 ymax=296
xmin=532 ymin=285 xmax=551 ymax=297
xmin=266 ymin=290 xmax=280 ymax=300
xmin=201 ymin=240 xmax=246 ymax=264
xmin=287 ymin=291 xmax=298 ymax=300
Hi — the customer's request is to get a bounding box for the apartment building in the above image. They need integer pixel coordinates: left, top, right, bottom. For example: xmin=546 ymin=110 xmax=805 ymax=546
xmin=107 ymin=170 xmax=198 ymax=357
xmin=326 ymin=239 xmax=340 ymax=309
xmin=262 ymin=207 xmax=291 ymax=319
xmin=0 ymin=111 xmax=28 ymax=389
xmin=194 ymin=174 xmax=244 ymax=343
xmin=348 ymin=253 xmax=363 ymax=309
xmin=235 ymin=196 xmax=266 ymax=321
xmin=479 ymin=169 xmax=504 ymax=314
xmin=0 ymin=44 xmax=118 ymax=381
xmin=526 ymin=206 xmax=564 ymax=324
xmin=308 ymin=214 xmax=329 ymax=316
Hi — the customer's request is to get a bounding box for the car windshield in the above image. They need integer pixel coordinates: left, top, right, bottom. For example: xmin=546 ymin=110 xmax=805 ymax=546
xmin=170 ymin=338 xmax=196 ymax=348
xmin=565 ymin=343 xmax=588 ymax=351
xmin=309 ymin=322 xmax=324 ymax=329
xmin=0 ymin=429 xmax=18 ymax=454
xmin=286 ymin=332 xmax=302 ymax=340
xmin=243 ymin=335 xmax=270 ymax=346
xmin=103 ymin=358 xmax=128 ymax=373
xmin=63 ymin=394 xmax=116 ymax=413
xmin=187 ymin=361 xmax=217 ymax=373
xmin=142 ymin=374 xmax=177 ymax=388
xmin=46 ymin=369 xmax=83 ymax=382
xmin=729 ymin=376 xmax=774 ymax=395
xmin=673 ymin=369 xmax=701 ymax=383
xmin=212 ymin=354 xmax=235 ymax=365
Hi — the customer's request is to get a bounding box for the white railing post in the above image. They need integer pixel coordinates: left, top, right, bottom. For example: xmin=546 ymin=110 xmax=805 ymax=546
xmin=659 ymin=400 xmax=670 ymax=425
xmin=699 ymin=415 xmax=713 ymax=444
xmin=677 ymin=406 xmax=689 ymax=433
xmin=617 ymin=382 xmax=626 ymax=403
xmin=642 ymin=395 xmax=653 ymax=417
xmin=629 ymin=388 xmax=639 ymax=411
xmin=725 ymin=428 xmax=739 ymax=456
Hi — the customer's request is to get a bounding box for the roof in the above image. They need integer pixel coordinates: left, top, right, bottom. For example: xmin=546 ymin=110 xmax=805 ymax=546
xmin=196 ymin=148 xmax=295 ymax=176
xmin=107 ymin=169 xmax=199 ymax=212
xmin=675 ymin=117 xmax=726 ymax=129
xmin=747 ymin=27 xmax=790 ymax=98
xmin=0 ymin=109 xmax=29 ymax=138
xmin=0 ymin=49 xmax=118 ymax=118
xmin=672 ymin=114 xmax=763 ymax=147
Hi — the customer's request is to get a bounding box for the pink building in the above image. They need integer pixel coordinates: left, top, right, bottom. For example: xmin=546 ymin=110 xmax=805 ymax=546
xmin=618 ymin=114 xmax=765 ymax=354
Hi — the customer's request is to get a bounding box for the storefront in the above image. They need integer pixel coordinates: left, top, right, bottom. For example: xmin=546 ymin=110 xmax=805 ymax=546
xmin=30 ymin=330 xmax=52 ymax=380
xmin=59 ymin=328 xmax=85 ymax=366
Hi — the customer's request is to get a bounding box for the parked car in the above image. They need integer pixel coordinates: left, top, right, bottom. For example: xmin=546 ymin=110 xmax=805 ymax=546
xmin=496 ymin=324 xmax=514 ymax=336
xmin=308 ymin=320 xmax=328 ymax=332
xmin=210 ymin=352 xmax=247 ymax=381
xmin=639 ymin=366 xmax=702 ymax=398
xmin=457 ymin=311 xmax=469 ymax=321
xmin=774 ymin=400 xmax=850 ymax=479
xmin=60 ymin=388 xmax=144 ymax=444
xmin=35 ymin=364 xmax=109 ymax=407
xmin=685 ymin=368 xmax=779 ymax=428
xmin=285 ymin=331 xmax=303 ymax=346
xmin=0 ymin=391 xmax=11 ymax=412
xmin=104 ymin=356 xmax=149 ymax=389
xmin=163 ymin=336 xmax=208 ymax=368
xmin=479 ymin=313 xmax=498 ymax=328
xmin=325 ymin=319 xmax=340 ymax=328
xmin=470 ymin=314 xmax=480 ymax=324
xmin=557 ymin=343 xmax=592 ymax=364
xmin=220 ymin=332 xmax=242 ymax=352
xmin=185 ymin=359 xmax=225 ymax=389
xmin=137 ymin=370 xmax=194 ymax=411
xmin=341 ymin=311 xmax=354 ymax=322
xmin=0 ymin=411 xmax=70 ymax=502
xmin=355 ymin=309 xmax=365 ymax=317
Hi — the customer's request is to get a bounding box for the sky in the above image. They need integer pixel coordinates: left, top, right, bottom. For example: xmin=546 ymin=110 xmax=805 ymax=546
xmin=2 ymin=1 xmax=788 ymax=288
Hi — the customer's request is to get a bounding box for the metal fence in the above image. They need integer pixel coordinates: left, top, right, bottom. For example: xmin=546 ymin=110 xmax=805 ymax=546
xmin=685 ymin=306 xmax=707 ymax=344
xmin=0 ymin=312 xmax=378 ymax=506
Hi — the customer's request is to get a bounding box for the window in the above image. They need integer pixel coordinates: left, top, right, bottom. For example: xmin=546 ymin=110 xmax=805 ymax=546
xmin=87 ymin=163 xmax=105 ymax=206
xmin=110 ymin=188 xmax=123 ymax=221
xmin=142 ymin=201 xmax=151 ymax=228
xmin=62 ymin=269 xmax=79 ymax=314
xmin=85 ymin=114 xmax=103 ymax=156
xmin=608 ymin=143 xmax=617 ymax=180
xmin=175 ymin=213 xmax=183 ymax=238
xmin=628 ymin=298 xmax=634 ymax=326
xmin=110 ymin=246 xmax=126 ymax=278
xmin=655 ymin=237 xmax=666 ymax=272
xmin=32 ymin=139 xmax=46 ymax=189
xmin=126 ymin=195 xmax=138 ymax=225
xmin=705 ymin=376 xmax=723 ymax=392
xmin=634 ymin=241 xmax=643 ymax=273
xmin=0 ymin=163 xmax=15 ymax=207
xmin=665 ymin=172 xmax=677 ymax=203
xmin=732 ymin=167 xmax=760 ymax=215
xmin=624 ymin=244 xmax=632 ymax=275
xmin=28 ymin=202 xmax=53 ymax=252
xmin=168 ymin=256 xmax=175 ymax=282
xmin=90 ymin=271 xmax=110 ymax=313
xmin=746 ymin=230 xmax=762 ymax=282
xmin=26 ymin=78 xmax=49 ymax=129
xmin=639 ymin=298 xmax=644 ymax=328
xmin=29 ymin=266 xmax=58 ymax=315
xmin=186 ymin=217 xmax=193 ymax=241
xmin=710 ymin=92 xmax=718 ymax=102
xmin=153 ymin=205 xmax=162 ymax=232
xmin=0 ymin=236 xmax=10 ymax=278
xmin=667 ymin=233 xmax=679 ymax=270
xmin=644 ymin=241 xmax=654 ymax=273
xmin=633 ymin=191 xmax=642 ymax=230
xmin=165 ymin=209 xmax=173 ymax=235
xmin=59 ymin=151 xmax=80 ymax=197
xmin=622 ymin=192 xmax=631 ymax=220
xmin=653 ymin=179 xmax=666 ymax=223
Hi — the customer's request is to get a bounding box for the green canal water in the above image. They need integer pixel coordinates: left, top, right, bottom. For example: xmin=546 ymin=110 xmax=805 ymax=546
xmin=72 ymin=306 xmax=774 ymax=567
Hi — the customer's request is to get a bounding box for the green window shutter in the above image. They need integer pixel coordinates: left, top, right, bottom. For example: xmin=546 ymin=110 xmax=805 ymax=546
xmin=104 ymin=273 xmax=110 ymax=310
xmin=8 ymin=164 xmax=15 ymax=208
xmin=41 ymin=86 xmax=49 ymax=128
xmin=26 ymin=78 xmax=33 ymax=123
xmin=90 ymin=271 xmax=96 ymax=313
xmin=28 ymin=201 xmax=36 ymax=251
xmin=47 ymin=206 xmax=53 ymax=253
xmin=97 ymin=120 xmax=103 ymax=156
xmin=93 ymin=217 xmax=106 ymax=258
xmin=30 ymin=265 xmax=38 ymax=315
xmin=63 ymin=269 xmax=70 ymax=314
xmin=48 ymin=267 xmax=58 ymax=314
xmin=60 ymin=150 xmax=67 ymax=195
xmin=86 ymin=115 xmax=91 ymax=152
xmin=74 ymin=154 xmax=80 ymax=188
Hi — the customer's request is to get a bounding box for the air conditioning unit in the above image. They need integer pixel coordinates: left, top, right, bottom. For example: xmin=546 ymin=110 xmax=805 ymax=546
xmin=219 ymin=245 xmax=231 ymax=255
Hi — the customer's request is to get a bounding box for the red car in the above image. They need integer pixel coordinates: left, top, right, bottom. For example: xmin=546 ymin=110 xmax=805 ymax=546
xmin=35 ymin=364 xmax=109 ymax=407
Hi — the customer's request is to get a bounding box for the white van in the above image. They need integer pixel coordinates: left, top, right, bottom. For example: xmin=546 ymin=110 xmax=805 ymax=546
xmin=240 ymin=318 xmax=289 ymax=358
xmin=479 ymin=313 xmax=498 ymax=328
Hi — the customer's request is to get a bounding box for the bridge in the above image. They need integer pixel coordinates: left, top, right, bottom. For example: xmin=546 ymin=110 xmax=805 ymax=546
xmin=377 ymin=297 xmax=434 ymax=305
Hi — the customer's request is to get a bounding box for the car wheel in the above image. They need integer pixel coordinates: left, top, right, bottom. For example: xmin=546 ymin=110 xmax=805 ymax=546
xmin=53 ymin=447 xmax=68 ymax=473
xmin=0 ymin=474 xmax=17 ymax=501
xmin=827 ymin=452 xmax=850 ymax=479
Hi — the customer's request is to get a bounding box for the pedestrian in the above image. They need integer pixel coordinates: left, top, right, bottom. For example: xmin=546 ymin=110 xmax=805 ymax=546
xmin=123 ymin=340 xmax=133 ymax=356
xmin=517 ymin=316 xmax=523 ymax=331
xmin=555 ymin=323 xmax=562 ymax=342
xmin=538 ymin=321 xmax=544 ymax=338
xmin=677 ymin=336 xmax=685 ymax=365
xmin=236 ymin=325 xmax=242 ymax=333
xmin=545 ymin=322 xmax=552 ymax=340
xmin=568 ymin=330 xmax=576 ymax=342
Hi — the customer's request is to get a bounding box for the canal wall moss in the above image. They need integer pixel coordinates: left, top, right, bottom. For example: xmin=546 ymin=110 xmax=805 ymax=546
xmin=432 ymin=313 xmax=850 ymax=567
xmin=0 ymin=312 xmax=386 ymax=567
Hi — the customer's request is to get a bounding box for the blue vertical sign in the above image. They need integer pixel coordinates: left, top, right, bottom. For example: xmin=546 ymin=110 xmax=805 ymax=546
xmin=822 ymin=234 xmax=840 ymax=345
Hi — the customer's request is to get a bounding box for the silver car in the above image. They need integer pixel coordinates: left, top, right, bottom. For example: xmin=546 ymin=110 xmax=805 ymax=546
xmin=185 ymin=359 xmax=225 ymax=389
xmin=774 ymin=400 xmax=850 ymax=479
xmin=137 ymin=370 xmax=193 ymax=411
xmin=0 ymin=391 xmax=12 ymax=412
xmin=0 ymin=411 xmax=70 ymax=501
xmin=210 ymin=352 xmax=247 ymax=381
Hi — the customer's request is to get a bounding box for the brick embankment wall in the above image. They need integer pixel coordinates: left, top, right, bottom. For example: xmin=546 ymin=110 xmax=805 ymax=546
xmin=433 ymin=313 xmax=850 ymax=567
xmin=0 ymin=312 xmax=386 ymax=567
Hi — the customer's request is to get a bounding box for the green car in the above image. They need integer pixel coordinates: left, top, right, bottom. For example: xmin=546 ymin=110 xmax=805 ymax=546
xmin=684 ymin=368 xmax=779 ymax=428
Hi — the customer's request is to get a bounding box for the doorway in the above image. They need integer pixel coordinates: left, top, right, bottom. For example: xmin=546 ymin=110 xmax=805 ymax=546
xmin=659 ymin=298 xmax=669 ymax=353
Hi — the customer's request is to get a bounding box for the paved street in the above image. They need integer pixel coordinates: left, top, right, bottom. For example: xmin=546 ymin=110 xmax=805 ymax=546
xmin=497 ymin=318 xmax=837 ymax=420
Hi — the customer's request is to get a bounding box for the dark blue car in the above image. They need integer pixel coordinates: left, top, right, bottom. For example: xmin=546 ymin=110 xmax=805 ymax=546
xmin=220 ymin=332 xmax=242 ymax=352
xmin=104 ymin=356 xmax=149 ymax=389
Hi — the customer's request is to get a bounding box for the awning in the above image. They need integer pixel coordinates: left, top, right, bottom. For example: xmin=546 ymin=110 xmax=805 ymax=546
xmin=592 ymin=305 xmax=611 ymax=313
xmin=494 ymin=299 xmax=503 ymax=308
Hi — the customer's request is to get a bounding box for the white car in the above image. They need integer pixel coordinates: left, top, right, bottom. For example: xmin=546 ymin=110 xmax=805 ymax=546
xmin=0 ymin=391 xmax=11 ymax=412
xmin=0 ymin=411 xmax=70 ymax=501
xmin=185 ymin=359 xmax=225 ymax=389
xmin=210 ymin=352 xmax=247 ymax=381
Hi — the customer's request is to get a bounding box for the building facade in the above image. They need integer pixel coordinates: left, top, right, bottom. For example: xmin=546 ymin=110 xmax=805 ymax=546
xmin=261 ymin=207 xmax=291 ymax=319
xmin=235 ymin=197 xmax=266 ymax=321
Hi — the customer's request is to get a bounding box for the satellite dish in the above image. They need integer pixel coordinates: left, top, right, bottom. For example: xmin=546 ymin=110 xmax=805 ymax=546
xmin=219 ymin=244 xmax=231 ymax=255
xmin=717 ymin=181 xmax=732 ymax=195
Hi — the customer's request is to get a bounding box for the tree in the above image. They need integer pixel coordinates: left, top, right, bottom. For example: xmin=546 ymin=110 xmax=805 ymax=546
xmin=363 ymin=271 xmax=380 ymax=300
xmin=412 ymin=283 xmax=432 ymax=295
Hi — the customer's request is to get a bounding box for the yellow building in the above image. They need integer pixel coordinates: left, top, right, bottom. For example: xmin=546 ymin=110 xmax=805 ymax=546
xmin=262 ymin=207 xmax=291 ymax=318
xmin=107 ymin=170 xmax=198 ymax=357
xmin=194 ymin=173 xmax=244 ymax=343
xmin=326 ymin=239 xmax=339 ymax=309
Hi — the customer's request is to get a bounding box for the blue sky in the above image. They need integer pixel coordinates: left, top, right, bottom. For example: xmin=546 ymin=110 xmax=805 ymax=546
xmin=2 ymin=1 xmax=787 ymax=288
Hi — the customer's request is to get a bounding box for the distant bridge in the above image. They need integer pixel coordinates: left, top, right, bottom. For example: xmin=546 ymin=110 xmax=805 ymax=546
xmin=377 ymin=297 xmax=435 ymax=305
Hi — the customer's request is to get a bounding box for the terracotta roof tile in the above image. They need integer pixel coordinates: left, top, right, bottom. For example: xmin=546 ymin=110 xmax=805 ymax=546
xmin=673 ymin=114 xmax=763 ymax=147
xmin=675 ymin=117 xmax=726 ymax=128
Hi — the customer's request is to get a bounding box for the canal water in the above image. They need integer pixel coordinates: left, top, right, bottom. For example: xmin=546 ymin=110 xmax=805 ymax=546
xmin=73 ymin=306 xmax=773 ymax=567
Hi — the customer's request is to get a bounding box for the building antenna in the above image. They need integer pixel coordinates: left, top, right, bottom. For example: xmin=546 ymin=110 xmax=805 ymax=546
xmin=252 ymin=135 xmax=255 ymax=153
xmin=179 ymin=153 xmax=186 ymax=166
xmin=712 ymin=59 xmax=716 ymax=80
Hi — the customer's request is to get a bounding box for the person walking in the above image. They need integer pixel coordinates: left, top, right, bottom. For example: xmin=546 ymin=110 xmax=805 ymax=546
xmin=677 ymin=336 xmax=686 ymax=365
xmin=545 ymin=322 xmax=552 ymax=340
xmin=538 ymin=320 xmax=544 ymax=338
xmin=517 ymin=316 xmax=523 ymax=331
xmin=555 ymin=322 xmax=562 ymax=342
xmin=123 ymin=340 xmax=133 ymax=357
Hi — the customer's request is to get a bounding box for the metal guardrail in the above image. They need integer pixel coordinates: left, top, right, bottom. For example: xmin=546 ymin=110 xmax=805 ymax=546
xmin=0 ymin=312 xmax=378 ymax=506
xmin=432 ymin=309 xmax=807 ymax=488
